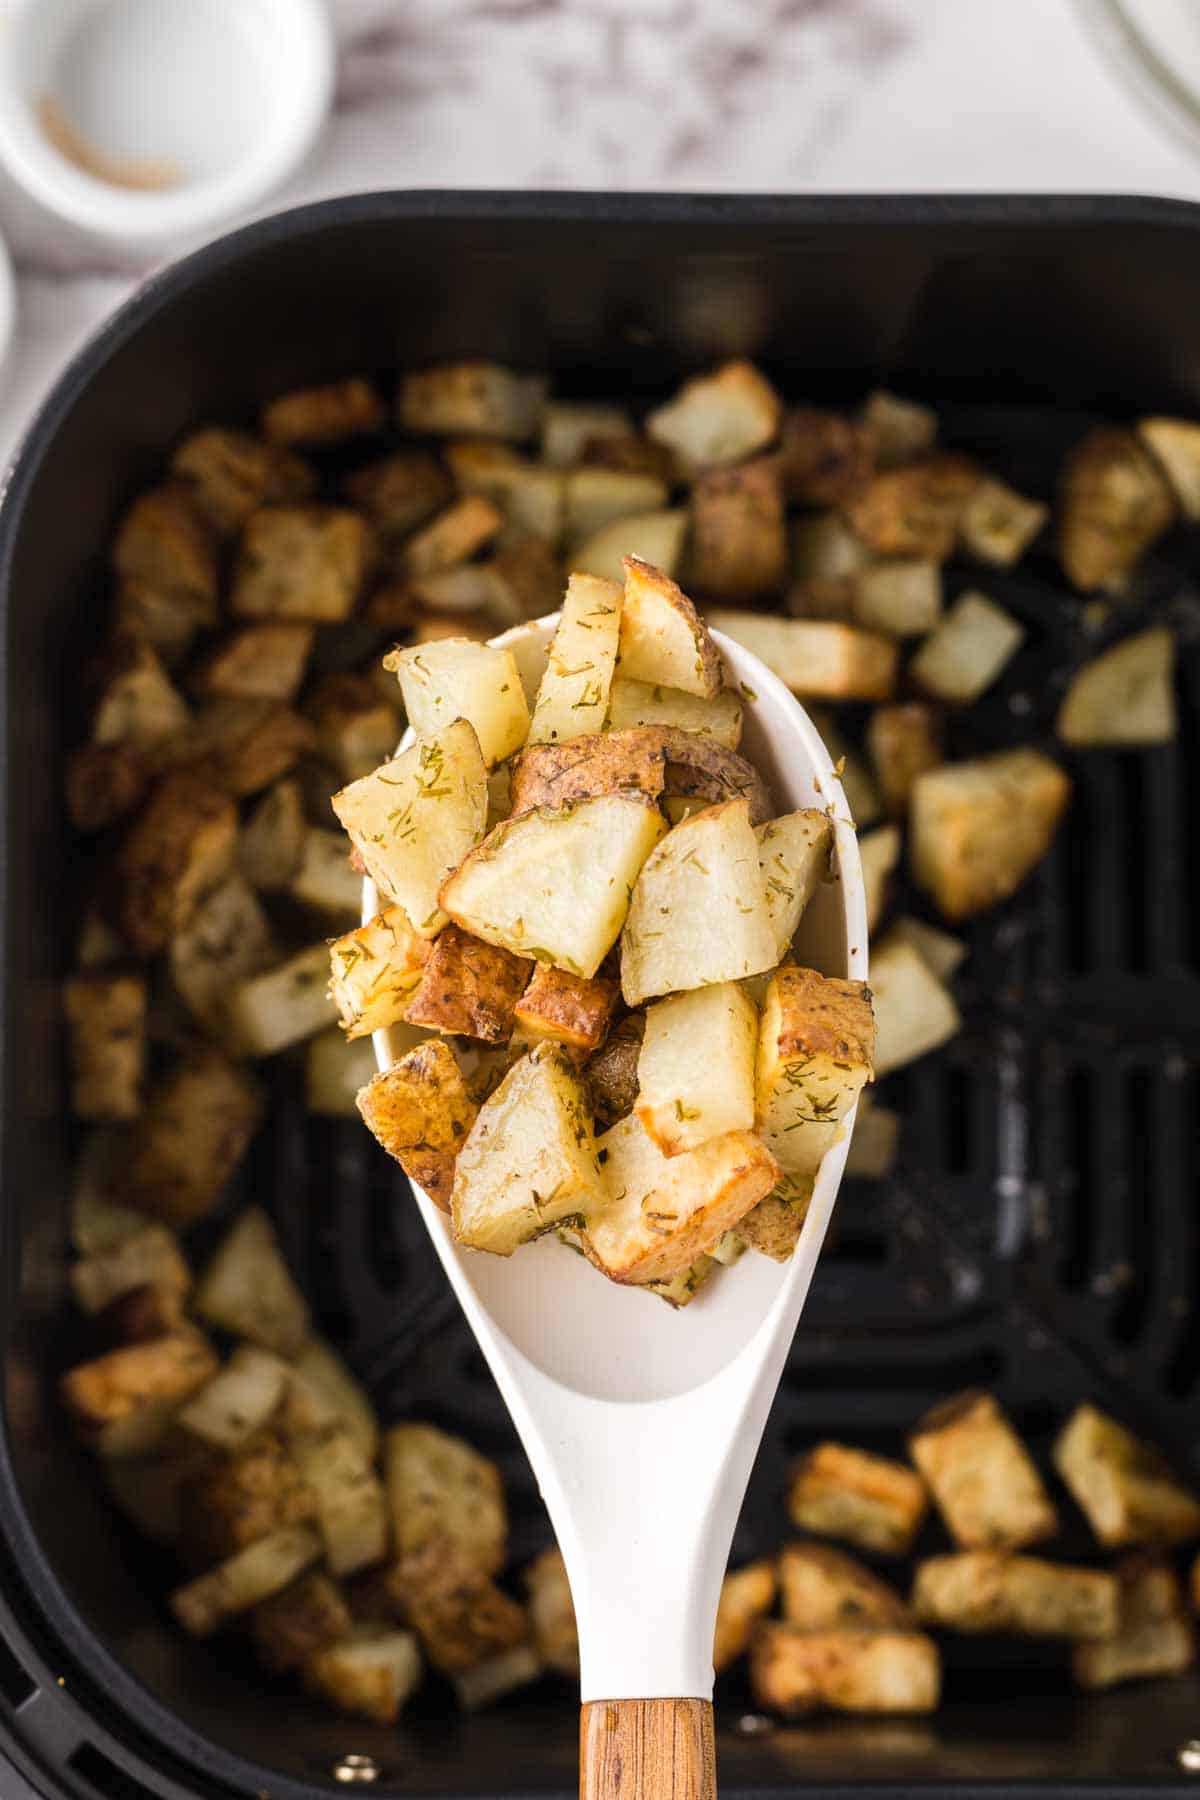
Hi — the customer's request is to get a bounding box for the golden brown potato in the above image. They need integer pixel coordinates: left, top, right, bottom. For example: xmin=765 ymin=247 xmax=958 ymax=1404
xmin=329 ymin=907 xmax=431 ymax=1040
xmin=357 ymin=1040 xmax=478 ymax=1210
xmin=303 ymin=673 xmax=400 ymax=782
xmin=262 ymin=377 xmax=385 ymax=446
xmin=912 ymin=1551 xmax=1118 ymax=1641
xmin=510 ymin=729 xmax=669 ymax=816
xmin=180 ymin=1430 xmax=316 ymax=1563
xmin=250 ymin=1570 xmax=352 ymax=1675
xmin=189 ymin=622 xmax=315 ymax=703
xmin=1057 ymin=626 xmax=1176 ymax=748
xmin=112 ymin=485 xmax=219 ymax=621
xmin=779 ymin=1543 xmax=913 ymax=1630
xmin=304 ymin=1628 xmax=422 ymax=1724
xmin=910 ymin=1392 xmax=1057 ymax=1551
xmin=62 ymin=972 xmax=146 ymax=1121
xmin=1073 ymin=1557 xmax=1195 ymax=1690
xmin=513 ymin=963 xmax=618 ymax=1052
xmin=524 ymin=1546 xmax=579 ymax=1677
xmin=344 ymin=447 xmax=453 ymax=543
xmin=397 ymin=1555 xmax=530 ymax=1677
xmin=867 ymin=703 xmax=942 ymax=817
xmin=755 ymin=966 xmax=875 ymax=1178
xmin=788 ymin=1442 xmax=928 ymax=1556
xmin=910 ymin=748 xmax=1071 ymax=922
xmin=646 ymin=360 xmax=781 ymax=471
xmin=289 ymin=1421 xmax=388 ymax=1577
xmin=713 ymin=1560 xmax=777 ymax=1673
xmin=232 ymin=506 xmax=370 ymax=622
xmin=705 ymin=611 xmax=897 ymax=703
xmin=71 ymin=1223 xmax=189 ymax=1319
xmin=579 ymin=431 xmax=677 ymax=485
xmin=400 ymin=495 xmax=504 ymax=579
xmin=124 ymin=1050 xmax=264 ymax=1229
xmin=384 ymin=1422 xmax=506 ymax=1577
xmin=618 ymin=555 xmax=724 ymax=699
xmin=1059 ymin=427 xmax=1174 ymax=591
xmin=172 ymin=427 xmax=315 ymax=535
xmin=113 ymin=577 xmax=204 ymax=670
xmin=689 ymin=457 xmax=788 ymax=597
xmin=398 ymin=363 xmax=547 ymax=441
xmin=171 ymin=698 xmax=316 ymax=797
xmin=751 ymin=1623 xmax=940 ymax=1716
xmin=844 ymin=452 xmax=981 ymax=560
xmin=1053 ymin=1404 xmax=1200 ymax=1549
xmin=65 ymin=741 xmax=149 ymax=833
xmin=1138 ymin=416 xmax=1200 ymax=518
xmin=167 ymin=874 xmax=277 ymax=1039
xmin=87 ymin=636 xmax=190 ymax=753
xmin=403 ymin=925 xmax=532 ymax=1044
xmin=114 ymin=767 xmax=238 ymax=957
xmin=60 ymin=1330 xmax=218 ymax=1436
xmin=736 ymin=1173 xmax=814 ymax=1263
xmin=777 ymin=407 xmax=874 ymax=507
xmin=583 ymin=1011 xmax=644 ymax=1128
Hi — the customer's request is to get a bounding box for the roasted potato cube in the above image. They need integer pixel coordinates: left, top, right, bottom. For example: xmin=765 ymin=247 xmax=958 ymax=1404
xmin=789 ymin=510 xmax=869 ymax=616
xmin=563 ymin=469 xmax=669 ymax=544
xmin=714 ymin=1560 xmax=777 ymax=1673
xmin=1138 ymin=416 xmax=1200 ymax=518
xmin=302 ymin=673 xmax=400 ymax=783
xmin=455 ymin=1642 xmax=542 ymax=1710
xmin=752 ymin=1623 xmax=940 ymax=1716
xmin=778 ymin=408 xmax=874 ymax=507
xmin=305 ymin=1627 xmax=422 ymax=1724
xmin=861 ymin=390 xmax=938 ymax=466
xmin=399 ymin=363 xmax=546 ymax=441
xmin=191 ymin=621 xmax=315 ymax=704
xmin=635 ymin=982 xmax=757 ymax=1156
xmin=513 ymin=963 xmax=617 ymax=1053
xmin=125 ymin=1050 xmax=264 ymax=1229
xmin=855 ymin=559 xmax=942 ymax=637
xmin=305 ymin=1030 xmax=381 ymax=1116
xmin=524 ymin=1546 xmax=579 ymax=1676
xmin=180 ymin=1428 xmax=315 ymax=1562
xmin=1059 ymin=427 xmax=1174 ymax=591
xmin=404 ymin=925 xmax=532 ymax=1044
xmin=452 ymin=1044 xmax=600 ymax=1253
xmin=329 ymin=906 xmax=431 ymax=1039
xmin=400 ymin=494 xmax=504 ymax=579
xmin=860 ymin=823 xmax=900 ymax=934
xmin=606 ymin=676 xmax=741 ymax=748
xmin=736 ymin=1172 xmax=814 ymax=1262
xmin=229 ymin=943 xmax=339 ymax=1056
xmin=646 ymin=360 xmax=781 ymax=470
xmin=89 ymin=636 xmax=190 ymax=753
xmin=398 ymin=1556 xmax=530 ymax=1678
xmin=232 ymin=506 xmax=369 ymax=622
xmin=115 ymin=768 xmax=237 ymax=957
xmin=844 ymin=1093 xmax=901 ymax=1179
xmin=583 ymin=1114 xmax=778 ymax=1284
xmin=869 ymin=939 xmax=960 ymax=1077
xmin=572 ymin=509 xmax=687 ymax=584
xmin=290 ymin=1421 xmax=388 ymax=1577
xmin=239 ymin=778 xmax=306 ymax=892
xmin=1074 ymin=1557 xmax=1195 ymax=1690
xmin=583 ymin=1012 xmax=644 ymax=1129
xmin=959 ymin=477 xmax=1047 ymax=567
xmin=170 ymin=697 xmax=315 ymax=797
xmin=542 ymin=400 xmax=633 ymax=467
xmin=172 ymin=1524 xmax=322 ymax=1637
xmin=640 ymin=1255 xmax=716 ymax=1307
xmin=177 ymin=1344 xmax=291 ymax=1452
xmin=445 ymin=440 xmax=565 ymax=543
xmin=867 ymin=704 xmax=942 ymax=817
xmin=262 ymin=377 xmax=385 ymax=446
xmin=788 ymin=1442 xmax=928 ymax=1556
xmin=94 ymin=1281 xmax=186 ymax=1345
xmin=113 ymin=485 xmax=218 ymax=620
xmin=63 ymin=972 xmax=146 ymax=1121
xmin=756 ymin=810 xmax=832 ymax=962
xmin=289 ymin=828 xmax=362 ymax=921
xmin=913 ymin=1551 xmax=1118 ymax=1641
xmin=194 ymin=1207 xmax=310 ymax=1357
xmin=70 ymin=1133 xmax=150 ymax=1253
xmin=384 ymin=1421 xmax=505 ymax=1578
xmin=885 ymin=916 xmax=966 ymax=985
xmin=528 ymin=572 xmax=623 ymax=745
xmin=61 ymin=1330 xmax=218 ymax=1438
xmin=443 ymin=793 xmax=665 ymax=981
xmin=910 ymin=747 xmax=1070 ymax=921
xmin=911 ymin=590 xmax=1024 ymax=704
xmin=344 ymin=450 xmax=452 ymax=546
xmin=780 ymin=1543 xmax=913 ymax=1629
xmin=705 ymin=611 xmax=897 ymax=702
xmin=689 ymin=458 xmax=787 ymax=597
xmin=66 ymin=741 xmax=149 ymax=833
xmin=168 ymin=875 xmax=278 ymax=1037
xmin=909 ymin=1392 xmax=1056 ymax=1550
xmin=621 ymin=797 xmax=776 ymax=1004
xmin=617 ymin=556 xmax=722 ymax=700
xmin=71 ymin=1223 xmax=189 ymax=1317
xmin=511 ymin=728 xmax=669 ymax=816
xmin=357 ymin=1040 xmax=478 ymax=1210
xmin=389 ymin=639 xmax=529 ymax=768
xmin=251 ymin=1570 xmax=352 ymax=1675
xmin=1057 ymin=626 xmax=1176 ymax=747
xmin=333 ymin=718 xmax=488 ymax=939
xmin=1053 ymin=1404 xmax=1200 ymax=1548
xmin=284 ymin=1337 xmax=379 ymax=1464
xmin=172 ymin=427 xmax=315 ymax=535
xmin=845 ymin=453 xmax=980 ymax=560
xmin=114 ymin=577 xmax=204 ymax=670
xmin=755 ymin=966 xmax=874 ymax=1176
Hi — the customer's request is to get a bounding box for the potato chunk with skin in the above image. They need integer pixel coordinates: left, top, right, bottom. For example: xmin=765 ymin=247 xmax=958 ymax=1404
xmin=63 ymin=973 xmax=146 ymax=1121
xmin=404 ymin=925 xmax=531 ymax=1044
xmin=714 ymin=1560 xmax=777 ymax=1673
xmin=305 ymin=1628 xmax=422 ymax=1724
xmin=869 ymin=939 xmax=960 ymax=1076
xmin=737 ymin=1172 xmax=814 ymax=1262
xmin=845 ymin=452 xmax=981 ymax=560
xmin=913 ymin=1551 xmax=1118 ymax=1641
xmin=751 ymin=1623 xmax=940 ymax=1716
xmin=285 ymin=1338 xmax=380 ymax=1465
xmin=303 ymin=673 xmax=400 ymax=784
xmin=583 ymin=1011 xmax=644 ymax=1129
xmin=385 ymin=1423 xmax=506 ymax=1577
xmin=959 ymin=476 xmax=1047 ymax=567
xmin=778 ymin=407 xmax=874 ymax=507
xmin=442 ymin=793 xmax=665 ymax=980
xmin=755 ymin=966 xmax=875 ymax=1176
xmin=357 ymin=1040 xmax=478 ymax=1211
xmin=168 ymin=875 xmax=277 ymax=1037
xmin=400 ymin=494 xmax=504 ymax=579
xmin=780 ymin=1544 xmax=913 ymax=1629
xmin=71 ymin=1225 xmax=189 ymax=1323
xmin=789 ymin=1443 xmax=929 ymax=1556
xmin=690 ymin=457 xmax=788 ymax=598
xmin=511 ymin=728 xmax=668 ymax=816
xmin=333 ymin=718 xmax=488 ymax=939
xmin=240 ymin=778 xmax=306 ymax=891
xmin=344 ymin=447 xmax=452 ymax=541
xmin=542 ymin=400 xmax=632 ymax=467
xmin=113 ymin=485 xmax=218 ymax=618
xmin=1074 ymin=1557 xmax=1195 ymax=1690
xmin=399 ymin=363 xmax=546 ymax=441
xmin=66 ymin=741 xmax=149 ymax=834
xmin=190 ymin=622 xmax=314 ymax=703
xmin=115 ymin=768 xmax=237 ymax=958
xmin=194 ymin=1207 xmax=310 ymax=1357
xmin=617 ymin=556 xmax=722 ymax=700
xmin=910 ymin=748 xmax=1070 ymax=922
xmin=89 ymin=636 xmax=190 ymax=753
xmin=854 ymin=558 xmax=942 ymax=638
xmin=452 ymin=1045 xmax=600 ymax=1253
xmin=572 ymin=509 xmax=687 ymax=583
xmin=583 ymin=1114 xmax=779 ymax=1284
xmin=1059 ymin=427 xmax=1174 ymax=591
xmin=445 ymin=440 xmax=564 ymax=542
xmin=513 ymin=963 xmax=618 ymax=1052
xmin=646 ymin=360 xmax=781 ymax=470
xmin=563 ymin=468 xmax=669 ymax=544
xmin=867 ymin=703 xmax=942 ymax=817
xmin=172 ymin=427 xmax=315 ymax=535
xmin=705 ymin=611 xmax=897 ymax=702
xmin=1053 ymin=1403 xmax=1200 ymax=1548
xmin=125 ymin=1051 xmax=264 ymax=1229
xmin=60 ymin=1330 xmax=218 ymax=1436
xmin=389 ymin=639 xmax=529 ymax=767
xmin=606 ymin=676 xmax=742 ymax=748
xmin=232 ymin=506 xmax=369 ymax=622
xmin=910 ymin=590 xmax=1024 ymax=704
xmin=1057 ymin=626 xmax=1176 ymax=747
xmin=397 ymin=1552 xmax=530 ymax=1677
xmin=251 ymin=1571 xmax=352 ymax=1675
xmin=621 ymin=798 xmax=776 ymax=1005
xmin=180 ymin=1429 xmax=315 ymax=1563
xmin=229 ymin=943 xmax=339 ymax=1056
xmin=290 ymin=1422 xmax=388 ymax=1577
xmin=910 ymin=1392 xmax=1056 ymax=1551
xmin=178 ymin=1345 xmax=290 ymax=1452
xmin=262 ymin=377 xmax=385 ymax=446
xmin=172 ymin=1526 xmax=322 ymax=1638
xmin=636 ymin=983 xmax=757 ymax=1156
xmin=756 ymin=810 xmax=832 ymax=962
xmin=329 ymin=906 xmax=431 ymax=1039
xmin=528 ymin=572 xmax=623 ymax=745
xmin=861 ymin=390 xmax=938 ymax=465
xmin=168 ymin=697 xmax=315 ymax=798
xmin=524 ymin=1546 xmax=579 ymax=1676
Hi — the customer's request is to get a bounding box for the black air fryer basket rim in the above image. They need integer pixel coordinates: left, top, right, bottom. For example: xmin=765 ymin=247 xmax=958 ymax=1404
xmin=1 ymin=188 xmax=1199 ymax=1800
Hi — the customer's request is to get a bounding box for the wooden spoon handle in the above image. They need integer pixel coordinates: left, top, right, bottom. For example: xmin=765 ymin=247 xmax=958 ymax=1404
xmin=580 ymin=1699 xmax=716 ymax=1800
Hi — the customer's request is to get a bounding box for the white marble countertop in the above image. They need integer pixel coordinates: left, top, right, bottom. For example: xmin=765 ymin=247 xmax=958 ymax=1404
xmin=5 ymin=0 xmax=1200 ymax=463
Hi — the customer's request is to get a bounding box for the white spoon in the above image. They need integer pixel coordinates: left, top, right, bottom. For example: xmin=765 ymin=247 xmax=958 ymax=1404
xmin=368 ymin=620 xmax=868 ymax=1800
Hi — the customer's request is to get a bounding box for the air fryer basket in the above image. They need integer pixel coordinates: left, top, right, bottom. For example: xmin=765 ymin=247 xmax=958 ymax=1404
xmin=0 ymin=193 xmax=1198 ymax=1800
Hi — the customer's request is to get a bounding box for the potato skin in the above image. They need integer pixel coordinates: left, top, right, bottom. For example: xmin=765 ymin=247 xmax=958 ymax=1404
xmin=583 ymin=1011 xmax=644 ymax=1128
xmin=844 ymin=452 xmax=980 ymax=560
xmin=778 ymin=407 xmax=874 ymax=507
xmin=114 ymin=768 xmax=238 ymax=957
xmin=404 ymin=925 xmax=532 ymax=1044
xmin=357 ymin=1041 xmax=478 ymax=1211
xmin=1059 ymin=427 xmax=1174 ymax=590
xmin=513 ymin=963 xmax=619 ymax=1051
xmin=262 ymin=378 xmax=385 ymax=447
xmin=689 ymin=456 xmax=789 ymax=598
xmin=125 ymin=1050 xmax=265 ymax=1230
xmin=510 ymin=730 xmax=669 ymax=816
xmin=251 ymin=1570 xmax=352 ymax=1674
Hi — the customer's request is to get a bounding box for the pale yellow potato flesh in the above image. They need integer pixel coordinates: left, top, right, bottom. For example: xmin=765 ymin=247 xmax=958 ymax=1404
xmin=571 ymin=509 xmax=687 ymax=583
xmin=755 ymin=966 xmax=875 ymax=1177
xmin=328 ymin=906 xmax=431 ymax=1039
xmin=616 ymin=556 xmax=723 ymax=699
xmin=755 ymin=810 xmax=832 ymax=962
xmin=646 ymin=360 xmax=781 ymax=471
xmin=868 ymin=939 xmax=961 ymax=1077
xmin=1057 ymin=626 xmax=1176 ymax=747
xmin=635 ymin=982 xmax=758 ymax=1156
xmin=388 ymin=639 xmax=530 ymax=767
xmin=910 ymin=590 xmax=1024 ymax=704
xmin=606 ymin=676 xmax=742 ymax=748
xmin=527 ymin=573 xmax=623 ymax=745
xmin=705 ymin=610 xmax=897 ymax=702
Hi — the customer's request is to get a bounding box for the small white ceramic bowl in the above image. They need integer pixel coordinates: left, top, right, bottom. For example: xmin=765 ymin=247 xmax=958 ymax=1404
xmin=0 ymin=0 xmax=334 ymax=243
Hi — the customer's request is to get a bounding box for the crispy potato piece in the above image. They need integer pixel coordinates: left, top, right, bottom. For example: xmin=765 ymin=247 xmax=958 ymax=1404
xmin=789 ymin=1443 xmax=928 ymax=1556
xmin=705 ymin=611 xmax=897 ymax=702
xmin=606 ymin=677 xmax=741 ymax=748
xmin=113 ymin=577 xmax=203 ymax=669
xmin=845 ymin=452 xmax=980 ymax=560
xmin=194 ymin=1207 xmax=310 ymax=1357
xmin=113 ymin=485 xmax=218 ymax=620
xmin=512 ymin=963 xmax=618 ymax=1052
xmin=168 ymin=875 xmax=277 ymax=1037
xmin=66 ymin=741 xmax=148 ymax=833
xmin=232 ymin=506 xmax=370 ymax=622
xmin=913 ymin=1551 xmax=1118 ymax=1641
xmin=780 ymin=1543 xmax=913 ymax=1629
xmin=855 ymin=559 xmax=942 ymax=637
xmin=1057 ymin=626 xmax=1176 ymax=747
xmin=690 ymin=457 xmax=788 ymax=598
xmin=333 ymin=718 xmax=488 ymax=939
xmin=404 ymin=925 xmax=531 ymax=1044
xmin=445 ymin=440 xmax=565 ymax=543
xmin=329 ymin=906 xmax=431 ymax=1039
xmin=714 ymin=1560 xmax=777 ymax=1673
xmin=959 ymin=476 xmax=1047 ymax=567
xmin=542 ymin=400 xmax=633 ymax=467
xmin=756 ymin=810 xmax=832 ymax=962
xmin=860 ymin=390 xmax=937 ymax=464
xmin=868 ymin=938 xmax=960 ymax=1077
xmin=911 ymin=590 xmax=1024 ymax=704
xmin=281 ymin=1338 xmax=378 ymax=1465
xmin=1074 ymin=1557 xmax=1195 ymax=1690
xmin=867 ymin=704 xmax=942 ymax=817
xmin=572 ymin=509 xmax=687 ymax=584
xmin=344 ymin=449 xmax=453 ymax=545
xmin=230 ymin=943 xmax=339 ymax=1055
xmin=621 ymin=797 xmax=776 ymax=1004
xmin=910 ymin=747 xmax=1070 ymax=921
xmin=303 ymin=673 xmax=400 ymax=783
xmin=172 ymin=427 xmax=315 ymax=535
xmin=617 ymin=556 xmax=722 ymax=699
xmin=452 ymin=1045 xmax=600 ymax=1253
xmin=1059 ymin=427 xmax=1174 ymax=591
xmin=306 ymin=1628 xmax=422 ymax=1723
xmin=524 ymin=1546 xmax=579 ymax=1676
xmin=61 ymin=1330 xmax=218 ymax=1436
xmin=89 ymin=637 xmax=190 ymax=753
xmin=636 ymin=982 xmax=757 ymax=1156
xmin=910 ymin=1392 xmax=1056 ymax=1551
xmin=752 ymin=1623 xmax=940 ymax=1716
xmin=583 ymin=1114 xmax=778 ymax=1284
xmin=305 ymin=1030 xmax=381 ymax=1116
xmin=290 ymin=1421 xmax=388 ymax=1576
xmin=63 ymin=972 xmax=146 ymax=1120
xmin=443 ymin=793 xmax=665 ymax=980
xmin=736 ymin=1172 xmax=814 ymax=1262
xmin=178 ymin=1344 xmax=291 ymax=1452
xmin=357 ymin=1040 xmax=478 ymax=1210
xmin=844 ymin=1094 xmax=901 ymax=1179
xmin=1138 ymin=415 xmax=1200 ymax=518
xmin=511 ymin=727 xmax=668 ymax=816
xmin=755 ymin=966 xmax=875 ymax=1177
xmin=239 ymin=778 xmax=306 ymax=891
xmin=289 ymin=827 xmax=361 ymax=920
xmin=860 ymin=823 xmax=901 ymax=934
xmin=1053 ymin=1403 xmax=1200 ymax=1548
xmin=251 ymin=1570 xmax=352 ymax=1675
xmin=262 ymin=377 xmax=384 ymax=446
xmin=583 ymin=1012 xmax=644 ymax=1129
xmin=114 ymin=768 xmax=237 ymax=957
xmin=384 ymin=1422 xmax=506 ymax=1577
xmin=778 ymin=408 xmax=874 ymax=507
xmin=885 ymin=916 xmax=966 ymax=986
xmin=399 ymin=363 xmax=546 ymax=441
xmin=191 ymin=622 xmax=314 ymax=704
xmin=172 ymin=1525 xmax=322 ymax=1637
xmin=388 ymin=639 xmax=529 ymax=767
xmin=527 ymin=572 xmax=623 ymax=745
xmin=400 ymin=494 xmax=504 ymax=579
xmin=71 ymin=1223 xmax=189 ymax=1319
xmin=563 ymin=468 xmax=669 ymax=545
xmin=169 ymin=697 xmax=315 ymax=797
xmin=397 ymin=1553 xmax=530 ymax=1677
xmin=180 ymin=1428 xmax=315 ymax=1562
xmin=646 ymin=360 xmax=781 ymax=470
xmin=125 ymin=1050 xmax=264 ymax=1228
